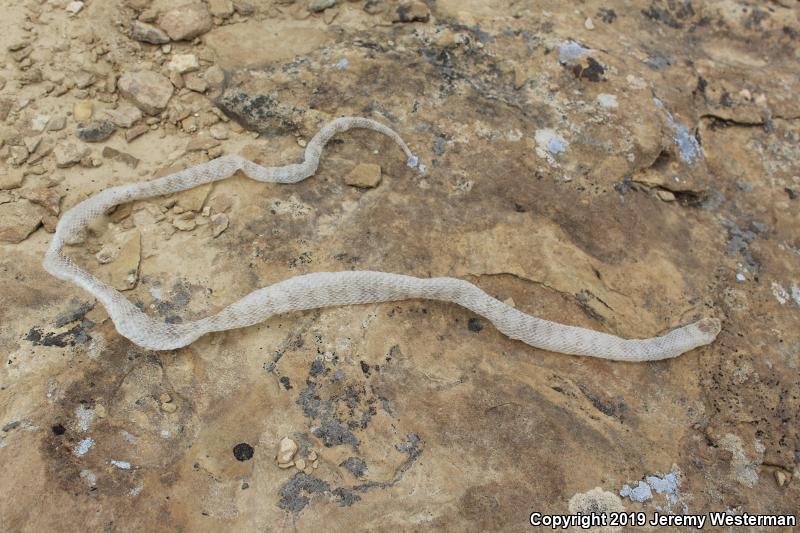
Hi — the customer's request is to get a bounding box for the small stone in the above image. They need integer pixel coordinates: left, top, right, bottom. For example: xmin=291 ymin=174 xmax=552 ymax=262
xmin=392 ymin=1 xmax=430 ymax=23
xmin=77 ymin=120 xmax=116 ymax=142
xmin=172 ymin=212 xmax=197 ymax=231
xmin=55 ymin=142 xmax=90 ymax=168
xmin=208 ymin=0 xmax=234 ymax=17
xmin=176 ymin=183 xmax=212 ymax=211
xmin=161 ymin=402 xmax=178 ymax=413
xmin=312 ymin=459 xmax=319 ymax=469
xmin=184 ymin=73 xmax=208 ymax=93
xmin=47 ymin=116 xmax=67 ymax=131
xmin=0 ymin=167 xmax=24 ymax=190
xmin=95 ymin=244 xmax=117 ymax=264
xmin=309 ymin=0 xmax=336 ymax=13
xmin=159 ymin=393 xmax=172 ymax=403
xmin=102 ymin=146 xmax=140 ymax=168
xmin=503 ymin=297 xmax=516 ymax=308
xmin=131 ymin=21 xmax=170 ymax=44
xmin=232 ymin=0 xmax=255 ymax=15
xmin=21 ymin=187 xmax=62 ymax=215
xmin=0 ymin=200 xmax=43 ymax=243
xmin=295 ymin=458 xmax=306 ymax=470
xmin=775 ymin=470 xmax=788 ymax=487
xmin=158 ymin=3 xmax=213 ymax=41
xmin=186 ymin=134 xmax=220 ymax=152
xmin=209 ymin=124 xmax=229 ymax=140
xmin=94 ymin=404 xmax=107 ymax=418
xmin=101 ymin=103 xmax=143 ymax=128
xmin=210 ymin=212 xmax=229 ymax=237
xmin=73 ymin=100 xmax=93 ymax=121
xmin=656 ymin=189 xmax=676 ymax=202
xmin=118 ymin=71 xmax=174 ymax=115
xmin=31 ymin=115 xmax=50 ymax=132
xmin=204 ymin=65 xmax=225 ymax=89
xmin=345 ymin=163 xmax=382 ymax=188
xmin=66 ymin=1 xmax=84 ymax=14
xmin=233 ymin=442 xmax=254 ymax=461
xmin=308 ymin=450 xmax=317 ymax=461
xmin=584 ymin=17 xmax=594 ymax=30
xmin=276 ymin=437 xmax=298 ymax=466
xmin=168 ymin=54 xmax=200 ymax=74
xmin=126 ymin=124 xmax=149 ymax=142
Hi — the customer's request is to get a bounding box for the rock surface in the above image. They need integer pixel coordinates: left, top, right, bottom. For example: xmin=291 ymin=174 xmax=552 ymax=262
xmin=0 ymin=0 xmax=798 ymax=531
xmin=118 ymin=71 xmax=174 ymax=115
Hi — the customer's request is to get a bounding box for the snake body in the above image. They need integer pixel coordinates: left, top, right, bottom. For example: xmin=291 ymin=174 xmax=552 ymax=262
xmin=43 ymin=117 xmax=720 ymax=360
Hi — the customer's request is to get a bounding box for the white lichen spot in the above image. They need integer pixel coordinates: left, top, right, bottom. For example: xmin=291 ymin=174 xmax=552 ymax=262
xmin=720 ymin=433 xmax=762 ymax=487
xmin=506 ymin=129 xmax=523 ymax=142
xmin=791 ymin=282 xmax=800 ymax=306
xmin=74 ymin=437 xmax=95 ymax=456
xmin=620 ymin=480 xmax=652 ymax=502
xmin=75 ymin=405 xmax=96 ymax=432
xmin=569 ymin=487 xmax=625 ymax=514
xmin=736 ymin=273 xmax=746 ymax=282
xmin=79 ymin=469 xmax=97 ymax=487
xmin=129 ymin=482 xmax=144 ymax=497
xmin=534 ymin=129 xmax=568 ymax=168
xmin=270 ymin=195 xmax=313 ymax=219
xmin=597 ymin=94 xmax=618 ymax=109
xmin=121 ymin=430 xmax=138 ymax=445
xmin=160 ymin=430 xmax=171 ymax=439
xmin=558 ymin=40 xmax=591 ymax=63
xmin=111 ymin=460 xmax=132 ymax=470
xmin=653 ymin=98 xmax=701 ymax=164
xmin=771 ymin=281 xmax=789 ymax=305
xmin=332 ymin=58 xmax=348 ymax=70
xmin=645 ymin=472 xmax=680 ymax=505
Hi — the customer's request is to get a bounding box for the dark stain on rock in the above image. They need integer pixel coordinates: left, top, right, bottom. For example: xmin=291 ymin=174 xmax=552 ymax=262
xmin=51 ymin=424 xmax=66 ymax=436
xmin=339 ymin=456 xmax=367 ymax=478
xmin=278 ymin=473 xmax=331 ymax=514
xmin=215 ymin=90 xmax=300 ymax=136
xmin=233 ymin=442 xmax=254 ymax=461
xmin=279 ymin=376 xmax=293 ymax=390
xmin=54 ymin=301 xmax=94 ymax=328
xmin=468 ymin=318 xmax=484 ymax=332
xmin=26 ymin=325 xmax=90 ymax=347
xmin=571 ymin=57 xmax=606 ymax=82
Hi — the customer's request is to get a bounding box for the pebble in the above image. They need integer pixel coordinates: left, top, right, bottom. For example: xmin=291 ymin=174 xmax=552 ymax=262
xmin=118 ymin=71 xmax=174 ymax=115
xmin=161 ymin=401 xmax=178 ymax=413
xmin=233 ymin=442 xmax=254 ymax=461
xmin=66 ymin=1 xmax=84 ymax=14
xmin=0 ymin=200 xmax=43 ymax=243
xmin=276 ymin=436 xmax=298 ymax=467
xmin=47 ymin=116 xmax=67 ymax=131
xmin=295 ymin=458 xmax=306 ymax=470
xmin=656 ymin=189 xmax=676 ymax=202
xmin=101 ymin=103 xmax=143 ymax=128
xmin=54 ymin=142 xmax=89 ymax=168
xmin=392 ymin=1 xmax=430 ymax=23
xmin=168 ymin=54 xmax=200 ymax=74
xmin=209 ymin=124 xmax=229 ymax=140
xmin=584 ymin=17 xmax=594 ymax=30
xmin=21 ymin=188 xmax=62 ymax=215
xmin=309 ymin=0 xmax=336 ymax=13
xmin=102 ymin=146 xmax=140 ymax=168
xmin=210 ymin=212 xmax=229 ymax=237
xmin=125 ymin=124 xmax=149 ymax=142
xmin=73 ymin=100 xmax=93 ymax=121
xmin=775 ymin=470 xmax=788 ymax=487
xmin=131 ymin=21 xmax=170 ymax=45
xmin=31 ymin=115 xmax=50 ymax=132
xmin=158 ymin=3 xmax=213 ymax=41
xmin=345 ymin=163 xmax=382 ymax=188
xmin=208 ymin=0 xmax=235 ymax=18
xmin=172 ymin=212 xmax=197 ymax=231
xmin=0 ymin=168 xmax=24 ymax=190
xmin=184 ymin=73 xmax=208 ymax=93
xmin=77 ymin=120 xmax=116 ymax=143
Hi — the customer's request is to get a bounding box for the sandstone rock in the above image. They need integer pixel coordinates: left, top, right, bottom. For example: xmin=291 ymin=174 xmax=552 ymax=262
xmin=101 ymin=103 xmax=143 ymax=128
xmin=73 ymin=100 xmax=93 ymax=121
xmin=184 ymin=73 xmax=208 ymax=93
xmin=21 ymin=187 xmax=62 ymax=215
xmin=309 ymin=0 xmax=336 ymax=12
xmin=210 ymin=212 xmax=228 ymax=237
xmin=102 ymin=146 xmax=140 ymax=168
xmin=31 ymin=115 xmax=50 ymax=132
xmin=233 ymin=0 xmax=255 ymax=15
xmin=345 ymin=163 xmax=382 ymax=188
xmin=118 ymin=71 xmax=174 ymax=115
xmin=172 ymin=212 xmax=196 ymax=231
xmin=54 ymin=142 xmax=90 ymax=168
xmin=97 ymin=231 xmax=141 ymax=290
xmin=47 ymin=116 xmax=67 ymax=131
xmin=0 ymin=200 xmax=43 ymax=243
xmin=158 ymin=3 xmax=212 ymax=41
xmin=209 ymin=124 xmax=228 ymax=140
xmin=208 ymin=0 xmax=234 ymax=18
xmin=0 ymin=167 xmax=24 ymax=190
xmin=168 ymin=54 xmax=199 ymax=74
xmin=76 ymin=120 xmax=116 ymax=142
xmin=131 ymin=21 xmax=170 ymax=44
xmin=176 ymin=183 xmax=212 ymax=211
xmin=125 ymin=124 xmax=149 ymax=142
xmin=276 ymin=437 xmax=297 ymax=467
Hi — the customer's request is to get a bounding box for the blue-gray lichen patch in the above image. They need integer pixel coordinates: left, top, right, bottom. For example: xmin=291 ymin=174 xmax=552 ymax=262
xmin=653 ymin=98 xmax=701 ymax=163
